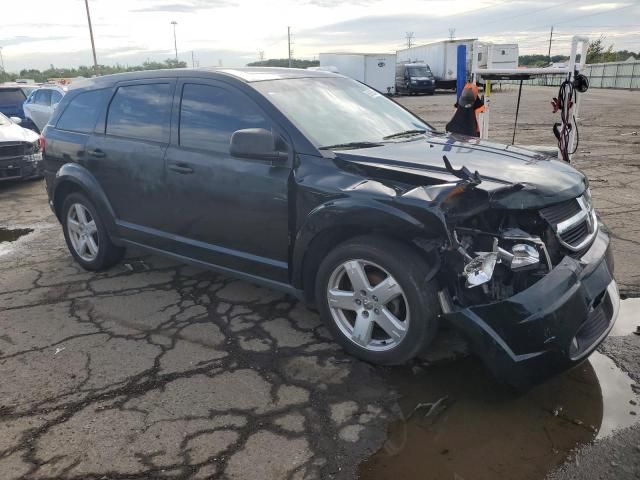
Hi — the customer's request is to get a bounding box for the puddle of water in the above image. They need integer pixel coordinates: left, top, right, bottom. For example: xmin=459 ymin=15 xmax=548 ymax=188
xmin=360 ymin=351 xmax=639 ymax=480
xmin=609 ymin=297 xmax=640 ymax=337
xmin=0 ymin=227 xmax=34 ymax=257
xmin=0 ymin=227 xmax=33 ymax=243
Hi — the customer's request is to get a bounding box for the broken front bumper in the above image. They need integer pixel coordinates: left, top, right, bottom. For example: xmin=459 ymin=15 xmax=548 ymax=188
xmin=0 ymin=155 xmax=43 ymax=181
xmin=442 ymin=226 xmax=619 ymax=388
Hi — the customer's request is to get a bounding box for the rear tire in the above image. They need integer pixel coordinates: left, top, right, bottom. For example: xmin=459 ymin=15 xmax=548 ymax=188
xmin=315 ymin=235 xmax=439 ymax=365
xmin=61 ymin=192 xmax=124 ymax=271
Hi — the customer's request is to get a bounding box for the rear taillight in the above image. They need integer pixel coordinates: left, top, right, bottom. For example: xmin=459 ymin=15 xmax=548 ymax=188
xmin=39 ymin=134 xmax=45 ymax=154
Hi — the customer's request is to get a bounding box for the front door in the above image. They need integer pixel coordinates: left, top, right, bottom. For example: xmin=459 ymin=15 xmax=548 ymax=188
xmin=162 ymin=80 xmax=291 ymax=282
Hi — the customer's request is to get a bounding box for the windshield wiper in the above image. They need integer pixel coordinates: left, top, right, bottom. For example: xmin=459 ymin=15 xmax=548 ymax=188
xmin=318 ymin=141 xmax=383 ymax=150
xmin=383 ymin=129 xmax=427 ymax=140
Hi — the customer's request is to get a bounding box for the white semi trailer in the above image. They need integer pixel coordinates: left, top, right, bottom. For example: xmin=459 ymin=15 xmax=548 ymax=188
xmin=396 ymin=39 xmax=476 ymax=89
xmin=318 ymin=53 xmax=397 ymax=94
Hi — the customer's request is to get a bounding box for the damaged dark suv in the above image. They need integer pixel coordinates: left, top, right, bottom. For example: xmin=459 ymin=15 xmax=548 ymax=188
xmin=43 ymin=68 xmax=619 ymax=387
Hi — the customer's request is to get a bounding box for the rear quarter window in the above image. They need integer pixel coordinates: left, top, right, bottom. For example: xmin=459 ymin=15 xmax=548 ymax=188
xmin=56 ymin=89 xmax=110 ymax=133
xmin=106 ymin=83 xmax=171 ymax=143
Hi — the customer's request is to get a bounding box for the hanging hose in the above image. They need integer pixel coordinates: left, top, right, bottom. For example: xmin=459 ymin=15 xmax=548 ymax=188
xmin=552 ymin=73 xmax=589 ymax=163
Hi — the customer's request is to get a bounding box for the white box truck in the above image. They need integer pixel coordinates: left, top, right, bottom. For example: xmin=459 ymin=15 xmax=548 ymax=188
xmin=396 ymin=39 xmax=476 ymax=89
xmin=319 ymin=53 xmax=396 ymax=93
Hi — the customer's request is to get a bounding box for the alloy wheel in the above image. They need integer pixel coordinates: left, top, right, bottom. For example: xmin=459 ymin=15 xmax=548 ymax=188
xmin=327 ymin=259 xmax=410 ymax=351
xmin=67 ymin=203 xmax=99 ymax=262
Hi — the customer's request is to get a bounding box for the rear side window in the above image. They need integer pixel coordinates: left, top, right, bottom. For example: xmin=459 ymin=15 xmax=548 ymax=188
xmin=106 ymin=83 xmax=171 ymax=142
xmin=34 ymin=89 xmax=52 ymax=105
xmin=179 ymin=83 xmax=270 ymax=152
xmin=0 ymin=88 xmax=26 ymax=103
xmin=56 ymin=89 xmax=110 ymax=133
xmin=51 ymin=90 xmax=63 ymax=105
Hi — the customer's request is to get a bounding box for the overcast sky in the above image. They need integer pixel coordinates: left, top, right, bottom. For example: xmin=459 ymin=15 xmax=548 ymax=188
xmin=2 ymin=0 xmax=639 ymax=71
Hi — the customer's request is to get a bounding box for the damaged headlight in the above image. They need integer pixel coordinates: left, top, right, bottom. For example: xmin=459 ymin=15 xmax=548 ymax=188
xmin=462 ymin=242 xmax=540 ymax=288
xmin=23 ymin=141 xmax=42 ymax=163
xmin=464 ymin=252 xmax=498 ymax=288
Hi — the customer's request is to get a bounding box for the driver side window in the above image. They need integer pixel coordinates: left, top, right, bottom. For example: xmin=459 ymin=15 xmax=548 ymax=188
xmin=179 ymin=83 xmax=270 ymax=153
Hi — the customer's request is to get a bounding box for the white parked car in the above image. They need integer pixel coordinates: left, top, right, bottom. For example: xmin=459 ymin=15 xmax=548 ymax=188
xmin=0 ymin=112 xmax=43 ymax=181
xmin=23 ymin=85 xmax=67 ymax=132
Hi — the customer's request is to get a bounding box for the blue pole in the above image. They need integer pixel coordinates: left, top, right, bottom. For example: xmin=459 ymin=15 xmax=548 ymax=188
xmin=456 ymin=44 xmax=467 ymax=99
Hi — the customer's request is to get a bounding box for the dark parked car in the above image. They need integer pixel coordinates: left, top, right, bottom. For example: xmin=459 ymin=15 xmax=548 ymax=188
xmin=0 ymin=84 xmax=38 ymax=131
xmin=395 ymin=62 xmax=436 ymax=95
xmin=42 ymin=68 xmax=618 ymax=387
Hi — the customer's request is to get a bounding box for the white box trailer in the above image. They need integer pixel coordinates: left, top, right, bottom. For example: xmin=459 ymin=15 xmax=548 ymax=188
xmin=319 ymin=53 xmax=396 ymax=93
xmin=476 ymin=43 xmax=519 ymax=70
xmin=396 ymin=39 xmax=476 ymax=89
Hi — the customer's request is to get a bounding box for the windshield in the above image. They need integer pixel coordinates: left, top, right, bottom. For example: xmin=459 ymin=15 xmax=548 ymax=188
xmin=253 ymin=77 xmax=431 ymax=148
xmin=0 ymin=88 xmax=26 ymax=104
xmin=408 ymin=66 xmax=433 ymax=78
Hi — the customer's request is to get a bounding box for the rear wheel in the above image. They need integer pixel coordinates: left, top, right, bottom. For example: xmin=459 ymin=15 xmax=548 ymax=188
xmin=316 ymin=236 xmax=439 ymax=365
xmin=62 ymin=192 xmax=124 ymax=271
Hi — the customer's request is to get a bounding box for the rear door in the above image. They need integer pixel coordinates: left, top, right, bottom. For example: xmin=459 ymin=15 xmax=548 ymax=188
xmin=85 ymin=79 xmax=176 ymax=239
xmin=28 ymin=89 xmax=52 ymax=130
xmin=161 ymin=79 xmax=291 ymax=282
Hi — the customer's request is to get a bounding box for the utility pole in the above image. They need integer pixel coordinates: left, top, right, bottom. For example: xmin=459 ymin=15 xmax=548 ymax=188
xmin=547 ymin=25 xmax=554 ymax=64
xmin=84 ymin=0 xmax=98 ymax=72
xmin=258 ymin=50 xmax=265 ymax=62
xmin=287 ymin=27 xmax=293 ymax=67
xmin=191 ymin=50 xmax=195 ymax=68
xmin=0 ymin=47 xmax=5 ymax=73
xmin=405 ymin=32 xmax=414 ymax=49
xmin=171 ymin=21 xmax=178 ymax=60
xmin=449 ymin=28 xmax=456 ymax=40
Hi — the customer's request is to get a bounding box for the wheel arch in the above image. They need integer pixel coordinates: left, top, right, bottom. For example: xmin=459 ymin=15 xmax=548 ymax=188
xmin=52 ymin=163 xmax=119 ymax=242
xmin=292 ymin=199 xmax=445 ymax=304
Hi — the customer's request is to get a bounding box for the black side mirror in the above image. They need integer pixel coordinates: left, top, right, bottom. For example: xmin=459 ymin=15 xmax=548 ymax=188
xmin=230 ymin=128 xmax=287 ymax=161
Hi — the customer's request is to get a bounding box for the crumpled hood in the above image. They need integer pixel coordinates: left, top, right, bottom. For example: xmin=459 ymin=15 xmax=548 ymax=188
xmin=334 ymin=132 xmax=587 ymax=209
xmin=0 ymin=122 xmax=39 ymax=143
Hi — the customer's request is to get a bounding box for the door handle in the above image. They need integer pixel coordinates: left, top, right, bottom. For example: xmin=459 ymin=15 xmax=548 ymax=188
xmin=168 ymin=162 xmax=194 ymax=174
xmin=87 ymin=149 xmax=105 ymax=158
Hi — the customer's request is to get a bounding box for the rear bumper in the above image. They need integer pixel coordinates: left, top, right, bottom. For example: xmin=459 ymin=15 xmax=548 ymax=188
xmin=443 ymin=227 xmax=618 ymax=388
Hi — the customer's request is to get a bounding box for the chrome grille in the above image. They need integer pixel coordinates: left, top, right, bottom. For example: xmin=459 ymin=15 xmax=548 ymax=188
xmin=539 ymin=199 xmax=581 ymax=225
xmin=539 ymin=193 xmax=597 ymax=252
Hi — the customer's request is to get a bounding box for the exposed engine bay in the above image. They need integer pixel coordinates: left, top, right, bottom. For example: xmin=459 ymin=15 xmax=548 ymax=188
xmin=435 ymin=156 xmax=598 ymax=306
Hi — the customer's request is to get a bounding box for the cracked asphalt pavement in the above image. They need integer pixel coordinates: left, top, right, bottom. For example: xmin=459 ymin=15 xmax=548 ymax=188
xmin=1 ymin=87 xmax=638 ymax=480
xmin=0 ymin=184 xmax=395 ymax=479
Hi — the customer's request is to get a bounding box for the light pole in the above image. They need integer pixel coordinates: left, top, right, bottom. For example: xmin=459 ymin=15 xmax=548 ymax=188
xmin=171 ymin=21 xmax=178 ymax=60
xmin=0 ymin=47 xmax=5 ymax=73
xmin=84 ymin=0 xmax=98 ymax=72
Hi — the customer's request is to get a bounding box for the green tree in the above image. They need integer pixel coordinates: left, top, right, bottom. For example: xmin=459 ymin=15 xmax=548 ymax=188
xmin=3 ymin=59 xmax=187 ymax=84
xmin=246 ymin=58 xmax=319 ymax=68
xmin=586 ymin=36 xmax=617 ymax=64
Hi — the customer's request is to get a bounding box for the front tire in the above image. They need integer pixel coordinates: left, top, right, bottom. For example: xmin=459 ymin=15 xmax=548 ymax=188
xmin=62 ymin=192 xmax=124 ymax=271
xmin=315 ymin=235 xmax=439 ymax=365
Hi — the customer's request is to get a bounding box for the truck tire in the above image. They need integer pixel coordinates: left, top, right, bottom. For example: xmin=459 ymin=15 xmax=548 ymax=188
xmin=315 ymin=235 xmax=439 ymax=365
